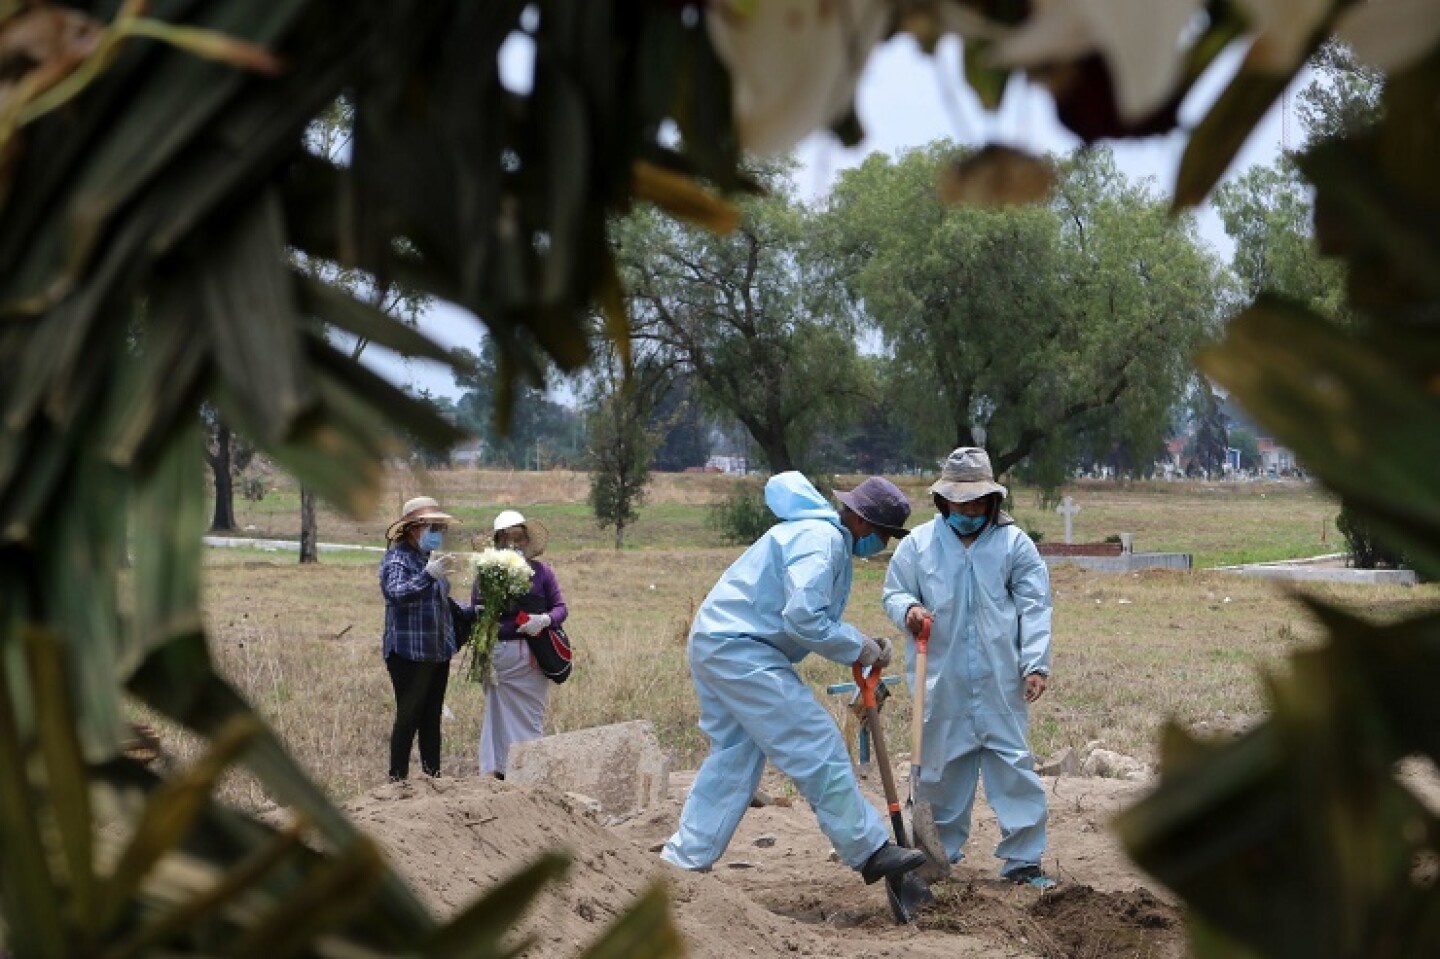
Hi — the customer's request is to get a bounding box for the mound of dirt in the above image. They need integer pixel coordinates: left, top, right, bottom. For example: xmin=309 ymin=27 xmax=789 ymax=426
xmin=344 ymin=770 xmax=1187 ymax=959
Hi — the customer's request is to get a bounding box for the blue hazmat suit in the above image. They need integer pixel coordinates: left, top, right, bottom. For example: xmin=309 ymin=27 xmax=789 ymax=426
xmin=882 ymin=512 xmax=1052 ymax=876
xmin=661 ymin=472 xmax=890 ymax=872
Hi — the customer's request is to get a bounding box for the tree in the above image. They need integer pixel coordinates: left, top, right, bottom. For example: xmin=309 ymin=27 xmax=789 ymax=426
xmin=825 ymin=144 xmax=1226 ymax=488
xmin=1297 ymin=39 xmax=1385 ymax=150
xmin=585 ymin=350 xmax=667 ymax=548
xmin=648 ymin=372 xmax=711 ymax=471
xmin=617 ymin=162 xmax=865 ymax=473
xmin=1187 ymin=381 xmax=1230 ymax=475
xmin=1213 ymin=158 xmax=1350 ymax=321
xmin=452 ymin=337 xmax=587 ymax=468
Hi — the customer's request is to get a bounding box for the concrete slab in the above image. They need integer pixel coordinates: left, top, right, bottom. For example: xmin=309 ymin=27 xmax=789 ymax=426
xmin=1230 ymin=565 xmax=1417 ymax=585
xmin=1042 ymin=552 xmax=1193 ymax=573
xmin=507 ymin=720 xmax=671 ymax=818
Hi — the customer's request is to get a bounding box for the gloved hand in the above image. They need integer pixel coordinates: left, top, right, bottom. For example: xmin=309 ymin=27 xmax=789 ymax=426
xmin=517 ymin=613 xmax=551 ymax=637
xmin=424 ymin=554 xmax=457 ymax=582
xmin=856 ymin=636 xmax=894 ymax=669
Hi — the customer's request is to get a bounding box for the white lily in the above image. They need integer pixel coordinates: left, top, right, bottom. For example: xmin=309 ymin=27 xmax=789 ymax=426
xmin=707 ymin=0 xmax=890 ymax=155
xmin=993 ymin=0 xmax=1203 ymax=122
xmin=1334 ymin=0 xmax=1440 ymax=71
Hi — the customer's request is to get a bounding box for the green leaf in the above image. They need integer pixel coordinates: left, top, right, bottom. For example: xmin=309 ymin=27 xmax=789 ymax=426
xmin=1198 ymin=296 xmax=1440 ymax=577
xmin=224 ymin=836 xmax=387 ymax=959
xmin=98 ymin=714 xmax=264 ymax=930
xmin=576 ymin=882 xmax=684 ymax=959
xmin=194 ymin=188 xmax=313 ymax=442
xmin=24 ymin=630 xmax=97 ymax=934
xmin=1173 ymin=66 xmax=1298 ymax=210
xmin=1298 ymin=139 xmax=1440 ymax=311
xmin=963 ymin=39 xmax=1008 ymax=111
xmin=106 ymin=821 xmax=307 ymax=959
xmin=0 ymin=633 xmax=67 ymax=957
xmin=293 ymin=271 xmax=461 ymax=367
xmin=125 ymin=632 xmax=437 ymax=936
xmin=426 ymin=852 xmax=569 ymax=959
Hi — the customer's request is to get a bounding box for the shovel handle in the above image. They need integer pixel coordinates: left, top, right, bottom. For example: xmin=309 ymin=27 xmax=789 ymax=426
xmin=909 ymin=617 xmax=931 ymax=773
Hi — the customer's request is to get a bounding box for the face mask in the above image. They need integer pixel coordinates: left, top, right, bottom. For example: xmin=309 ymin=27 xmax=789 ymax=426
xmin=853 ymin=532 xmax=885 ymax=557
xmin=946 ymin=512 xmax=987 ymax=536
xmin=418 ymin=528 xmax=444 ymax=552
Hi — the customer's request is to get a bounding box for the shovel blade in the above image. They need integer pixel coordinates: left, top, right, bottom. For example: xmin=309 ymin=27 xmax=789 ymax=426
xmin=910 ymin=799 xmax=951 ymax=882
xmin=883 ymin=870 xmax=933 ymax=925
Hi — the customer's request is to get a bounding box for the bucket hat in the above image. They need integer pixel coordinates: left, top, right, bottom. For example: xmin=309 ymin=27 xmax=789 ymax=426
xmin=485 ymin=509 xmax=549 ymax=559
xmin=928 ymin=447 xmax=1008 ymax=504
xmin=385 ymin=496 xmax=458 ymax=542
xmin=835 ymin=477 xmax=912 ymax=538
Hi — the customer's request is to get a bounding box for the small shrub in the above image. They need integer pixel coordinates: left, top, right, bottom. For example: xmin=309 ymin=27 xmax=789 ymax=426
xmin=708 ymin=481 xmax=775 ymax=545
xmin=1025 ymin=526 xmax=1045 ymax=544
xmin=1103 ymin=533 xmax=1122 ymax=544
xmin=1336 ymin=504 xmax=1407 ymax=569
xmin=240 ymin=476 xmax=267 ymax=502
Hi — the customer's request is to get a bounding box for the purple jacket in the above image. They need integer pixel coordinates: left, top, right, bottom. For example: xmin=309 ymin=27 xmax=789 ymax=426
xmin=472 ymin=560 xmax=568 ymax=640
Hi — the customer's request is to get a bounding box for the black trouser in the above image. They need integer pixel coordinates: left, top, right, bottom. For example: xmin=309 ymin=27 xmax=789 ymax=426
xmin=386 ymin=654 xmax=450 ymax=779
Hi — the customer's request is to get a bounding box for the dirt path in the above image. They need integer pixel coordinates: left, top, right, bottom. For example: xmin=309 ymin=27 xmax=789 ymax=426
xmin=345 ymin=768 xmax=1187 ymax=958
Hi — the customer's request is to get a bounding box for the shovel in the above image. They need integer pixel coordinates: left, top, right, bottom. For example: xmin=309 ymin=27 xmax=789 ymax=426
xmin=853 ymin=663 xmax=934 ymax=924
xmin=907 ymin=617 xmax=950 ymax=880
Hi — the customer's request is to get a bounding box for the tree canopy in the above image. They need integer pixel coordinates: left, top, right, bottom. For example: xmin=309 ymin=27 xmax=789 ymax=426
xmin=825 ymin=143 xmax=1227 ymax=487
xmin=616 ymin=163 xmax=864 ymax=473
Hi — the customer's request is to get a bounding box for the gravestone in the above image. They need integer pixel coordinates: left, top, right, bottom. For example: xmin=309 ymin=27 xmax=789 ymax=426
xmin=507 ymin=720 xmax=670 ymax=817
xmin=1056 ymin=496 xmax=1081 ymax=545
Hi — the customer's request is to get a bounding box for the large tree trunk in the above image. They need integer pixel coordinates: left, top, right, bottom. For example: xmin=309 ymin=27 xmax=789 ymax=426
xmin=755 ymin=430 xmax=795 ymax=474
xmin=209 ymin=421 xmax=237 ymax=532
xmin=299 ymin=485 xmax=319 ymax=564
xmin=614 ymin=520 xmax=624 ymax=550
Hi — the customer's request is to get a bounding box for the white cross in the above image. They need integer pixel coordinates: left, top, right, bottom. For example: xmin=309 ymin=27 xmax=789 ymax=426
xmin=1056 ymin=496 xmax=1081 ymax=545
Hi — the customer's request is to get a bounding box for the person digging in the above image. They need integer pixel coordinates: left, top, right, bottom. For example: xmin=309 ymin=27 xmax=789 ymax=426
xmin=882 ymin=447 xmax=1057 ymax=889
xmin=661 ymin=473 xmax=927 ymax=891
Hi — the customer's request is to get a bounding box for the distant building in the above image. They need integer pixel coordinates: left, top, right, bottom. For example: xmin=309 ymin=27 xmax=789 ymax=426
xmin=1257 ymin=438 xmax=1296 ymax=475
xmin=451 ymin=438 xmax=485 ymax=467
xmin=705 ymin=454 xmax=748 ymax=475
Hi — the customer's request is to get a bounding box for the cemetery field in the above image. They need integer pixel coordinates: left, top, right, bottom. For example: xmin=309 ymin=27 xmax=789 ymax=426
xmin=226 ymin=468 xmax=1339 ymax=567
xmin=190 ymin=470 xmax=1440 ymax=806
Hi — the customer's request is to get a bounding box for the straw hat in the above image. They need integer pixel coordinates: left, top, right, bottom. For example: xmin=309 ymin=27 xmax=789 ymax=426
xmin=928 ymin=447 xmax=1008 ymax=504
xmin=486 ymin=509 xmax=550 ymax=559
xmin=385 ymin=496 xmax=458 ymax=542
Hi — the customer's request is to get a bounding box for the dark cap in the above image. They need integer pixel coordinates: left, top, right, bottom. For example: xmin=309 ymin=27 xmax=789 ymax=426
xmin=836 ymin=477 xmax=912 ymax=538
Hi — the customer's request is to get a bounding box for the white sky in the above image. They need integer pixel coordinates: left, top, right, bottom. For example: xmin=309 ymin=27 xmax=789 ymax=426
xmin=362 ymin=35 xmax=1300 ymax=403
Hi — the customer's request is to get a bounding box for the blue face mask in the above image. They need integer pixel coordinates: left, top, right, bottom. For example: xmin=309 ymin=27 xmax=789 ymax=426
xmin=853 ymin=532 xmax=885 ymax=557
xmin=418 ymin=528 xmax=444 ymax=552
xmin=946 ymin=512 xmax=987 ymax=536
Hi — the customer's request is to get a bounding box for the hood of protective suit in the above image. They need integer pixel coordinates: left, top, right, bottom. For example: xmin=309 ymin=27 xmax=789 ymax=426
xmin=765 ymin=472 xmax=840 ymax=525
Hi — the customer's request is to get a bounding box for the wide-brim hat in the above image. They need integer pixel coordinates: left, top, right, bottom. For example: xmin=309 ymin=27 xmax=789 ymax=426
xmin=385 ymin=496 xmax=458 ymax=542
xmin=483 ymin=509 xmax=549 ymax=559
xmin=929 ymin=447 xmax=1008 ymax=504
xmin=835 ymin=477 xmax=912 ymax=539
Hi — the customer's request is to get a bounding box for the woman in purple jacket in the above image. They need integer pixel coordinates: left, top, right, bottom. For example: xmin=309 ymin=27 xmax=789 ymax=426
xmin=473 ymin=510 xmax=568 ymax=778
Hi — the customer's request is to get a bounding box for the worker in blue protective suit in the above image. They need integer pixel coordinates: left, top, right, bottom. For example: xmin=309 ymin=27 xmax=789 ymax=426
xmin=882 ymin=447 xmax=1056 ymax=889
xmin=661 ymin=472 xmax=926 ymax=886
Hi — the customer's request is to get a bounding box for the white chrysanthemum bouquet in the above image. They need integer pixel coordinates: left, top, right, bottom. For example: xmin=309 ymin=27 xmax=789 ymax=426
xmin=464 ymin=548 xmax=534 ymax=684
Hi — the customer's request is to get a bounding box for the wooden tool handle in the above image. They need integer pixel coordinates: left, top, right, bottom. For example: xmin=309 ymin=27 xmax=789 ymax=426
xmin=909 ymin=617 xmax=931 ymax=771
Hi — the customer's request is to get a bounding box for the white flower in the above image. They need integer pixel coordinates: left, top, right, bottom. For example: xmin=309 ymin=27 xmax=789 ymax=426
xmin=1334 ymin=0 xmax=1440 ymax=72
xmin=993 ymin=0 xmax=1203 ymax=122
xmin=707 ymin=0 xmax=890 ymax=155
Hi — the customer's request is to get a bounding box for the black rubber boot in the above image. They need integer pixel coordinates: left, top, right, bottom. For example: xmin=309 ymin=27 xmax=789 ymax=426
xmin=860 ymin=842 xmax=926 ymax=885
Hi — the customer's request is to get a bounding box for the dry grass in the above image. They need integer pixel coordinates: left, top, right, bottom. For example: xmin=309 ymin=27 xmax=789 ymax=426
xmin=219 ymin=469 xmax=1339 ymax=568
xmin=173 ymin=512 xmax=1440 ymax=810
xmin=170 ymin=471 xmax=1433 ymax=808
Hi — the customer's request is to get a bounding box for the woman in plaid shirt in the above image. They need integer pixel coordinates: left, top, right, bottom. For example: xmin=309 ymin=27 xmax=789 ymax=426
xmin=380 ymin=496 xmax=474 ymax=781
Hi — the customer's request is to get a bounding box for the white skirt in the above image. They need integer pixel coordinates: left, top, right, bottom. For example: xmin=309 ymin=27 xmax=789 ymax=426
xmin=479 ymin=638 xmax=551 ymax=775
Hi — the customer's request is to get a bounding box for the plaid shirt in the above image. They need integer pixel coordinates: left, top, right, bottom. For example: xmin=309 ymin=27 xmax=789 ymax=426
xmin=380 ymin=542 xmax=464 ymax=662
